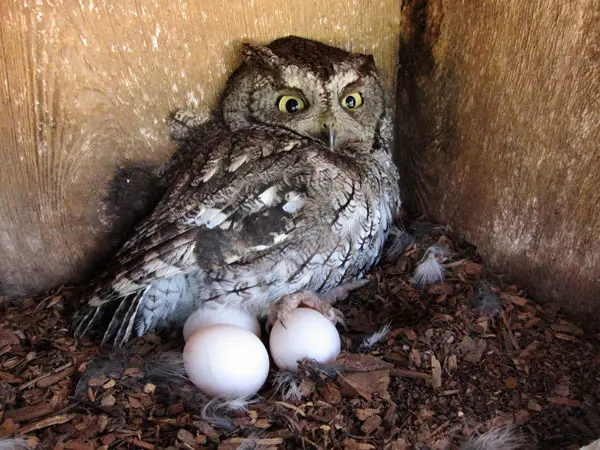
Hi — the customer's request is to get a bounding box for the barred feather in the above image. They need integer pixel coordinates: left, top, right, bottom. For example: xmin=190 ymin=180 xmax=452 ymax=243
xmin=74 ymin=37 xmax=401 ymax=347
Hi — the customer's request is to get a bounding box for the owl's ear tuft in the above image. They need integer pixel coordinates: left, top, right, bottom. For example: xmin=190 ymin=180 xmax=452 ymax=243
xmin=354 ymin=53 xmax=377 ymax=72
xmin=240 ymin=43 xmax=280 ymax=67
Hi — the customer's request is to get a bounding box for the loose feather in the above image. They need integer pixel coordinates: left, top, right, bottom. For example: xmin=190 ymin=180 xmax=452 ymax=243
xmin=0 ymin=440 xmax=30 ymax=450
xmin=460 ymin=427 xmax=525 ymax=450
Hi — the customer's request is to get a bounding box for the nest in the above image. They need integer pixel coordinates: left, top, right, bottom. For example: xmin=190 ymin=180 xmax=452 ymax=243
xmin=1 ymin=221 xmax=599 ymax=449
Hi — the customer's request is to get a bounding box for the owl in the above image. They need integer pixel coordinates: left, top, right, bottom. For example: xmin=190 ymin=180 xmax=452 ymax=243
xmin=74 ymin=36 xmax=402 ymax=346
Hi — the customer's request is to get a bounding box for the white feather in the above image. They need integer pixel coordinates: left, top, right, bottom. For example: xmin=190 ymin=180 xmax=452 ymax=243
xmin=580 ymin=438 xmax=600 ymax=450
xmin=460 ymin=427 xmax=525 ymax=450
xmin=205 ymin=211 xmax=230 ymax=229
xmin=0 ymin=439 xmax=30 ymax=450
xmin=236 ymin=431 xmax=271 ymax=450
xmin=273 ymin=371 xmax=304 ymax=402
xmin=200 ymin=160 xmax=221 ymax=182
xmin=272 ymin=232 xmax=289 ymax=244
xmin=382 ymin=225 xmax=412 ymax=262
xmin=282 ymin=191 xmax=305 ymax=213
xmin=412 ymin=256 xmax=445 ymax=287
xmin=359 ymin=323 xmax=391 ymax=353
xmin=228 ymin=154 xmax=249 ymax=172
xmin=258 ymin=185 xmax=279 ymax=206
xmin=200 ymin=396 xmax=259 ymax=430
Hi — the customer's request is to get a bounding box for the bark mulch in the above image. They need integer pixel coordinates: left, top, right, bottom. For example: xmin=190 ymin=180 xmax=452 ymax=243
xmin=1 ymin=221 xmax=599 ymax=449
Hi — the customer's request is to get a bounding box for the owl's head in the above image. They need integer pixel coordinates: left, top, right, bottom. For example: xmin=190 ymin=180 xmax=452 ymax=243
xmin=220 ymin=36 xmax=386 ymax=151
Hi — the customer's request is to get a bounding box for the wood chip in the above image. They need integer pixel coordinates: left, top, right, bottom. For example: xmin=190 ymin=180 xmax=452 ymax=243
xmin=505 ymin=377 xmax=518 ymax=389
xmin=547 ymin=397 xmax=582 ymax=407
xmin=438 ymin=389 xmax=460 ymax=396
xmin=192 ymin=420 xmax=219 ymax=438
xmin=129 ymin=438 xmax=155 ymax=449
xmin=17 ymin=413 xmax=76 ymax=434
xmin=431 ymin=355 xmax=442 ymax=389
xmin=254 ymin=418 xmax=271 ymax=429
xmin=128 ymin=396 xmax=143 ymax=409
xmin=355 ymin=408 xmax=380 ymax=421
xmin=503 ymin=294 xmax=529 ymax=307
xmin=222 ymin=438 xmax=283 ymax=445
xmin=177 ymin=428 xmax=197 ymax=447
xmin=338 ymin=370 xmax=390 ymax=401
xmin=336 ymin=353 xmax=394 ymax=372
xmin=551 ymin=323 xmax=584 ymax=335
xmin=361 ymin=414 xmax=382 ymax=435
xmin=37 ymin=366 xmax=75 ymax=389
xmin=100 ymin=395 xmax=116 ymax=407
xmin=447 ymin=354 xmax=458 ymax=372
xmin=275 ymin=401 xmax=306 ymax=416
xmin=527 ymin=399 xmax=543 ymax=412
xmin=5 ymin=402 xmax=55 ymax=423
xmin=0 ymin=418 xmax=18 ymax=436
xmin=19 ymin=362 xmax=74 ymax=391
xmin=123 ymin=367 xmax=144 ymax=378
xmin=5 ymin=402 xmax=56 ymax=422
xmin=555 ymin=332 xmax=578 ymax=341
xmin=320 ymin=383 xmax=342 ymax=404
xmin=390 ymin=368 xmax=433 ymax=381
xmin=102 ymin=379 xmax=116 ymax=389
xmin=342 ymin=438 xmax=375 ymax=449
xmin=460 ymin=336 xmax=488 ymax=363
xmin=64 ymin=442 xmax=94 ymax=450
xmin=388 ymin=438 xmax=408 ymax=450
xmin=87 ymin=376 xmax=109 ymax=387
xmin=0 ymin=371 xmax=22 ymax=383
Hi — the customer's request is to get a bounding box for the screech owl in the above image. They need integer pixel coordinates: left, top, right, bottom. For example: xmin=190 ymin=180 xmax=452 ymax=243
xmin=74 ymin=36 xmax=402 ymax=346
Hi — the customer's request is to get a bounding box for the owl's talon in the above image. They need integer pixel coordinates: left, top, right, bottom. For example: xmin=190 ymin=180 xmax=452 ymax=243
xmin=267 ymin=291 xmax=345 ymax=331
xmin=333 ymin=308 xmax=346 ymax=329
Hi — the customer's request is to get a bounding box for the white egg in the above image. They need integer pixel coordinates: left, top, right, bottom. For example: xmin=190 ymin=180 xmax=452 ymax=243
xmin=183 ymin=324 xmax=270 ymax=398
xmin=269 ymin=307 xmax=341 ymax=373
xmin=183 ymin=307 xmax=261 ymax=341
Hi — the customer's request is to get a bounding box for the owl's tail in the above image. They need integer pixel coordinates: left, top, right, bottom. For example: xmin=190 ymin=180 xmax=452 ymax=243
xmin=72 ymin=285 xmax=148 ymax=348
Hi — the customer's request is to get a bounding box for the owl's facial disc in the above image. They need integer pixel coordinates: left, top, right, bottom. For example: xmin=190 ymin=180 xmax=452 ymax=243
xmin=220 ymin=40 xmax=385 ymax=151
xmin=262 ymin=69 xmax=382 ymax=151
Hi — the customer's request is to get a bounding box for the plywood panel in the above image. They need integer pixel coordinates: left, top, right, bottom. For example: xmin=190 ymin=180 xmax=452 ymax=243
xmin=0 ymin=0 xmax=401 ymax=295
xmin=396 ymin=1 xmax=600 ymax=326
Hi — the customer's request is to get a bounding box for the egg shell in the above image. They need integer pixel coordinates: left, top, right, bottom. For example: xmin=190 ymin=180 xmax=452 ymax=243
xmin=269 ymin=307 xmax=341 ymax=373
xmin=183 ymin=307 xmax=261 ymax=341
xmin=183 ymin=324 xmax=270 ymax=398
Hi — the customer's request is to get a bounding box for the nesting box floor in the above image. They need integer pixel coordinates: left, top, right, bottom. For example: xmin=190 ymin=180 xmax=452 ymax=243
xmin=1 ymin=222 xmax=599 ymax=450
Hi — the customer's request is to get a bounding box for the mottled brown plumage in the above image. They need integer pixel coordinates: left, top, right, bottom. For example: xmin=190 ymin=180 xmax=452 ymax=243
xmin=74 ymin=36 xmax=401 ymax=346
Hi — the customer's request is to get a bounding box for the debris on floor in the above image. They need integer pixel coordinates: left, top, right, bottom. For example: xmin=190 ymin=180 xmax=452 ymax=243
xmin=1 ymin=220 xmax=599 ymax=449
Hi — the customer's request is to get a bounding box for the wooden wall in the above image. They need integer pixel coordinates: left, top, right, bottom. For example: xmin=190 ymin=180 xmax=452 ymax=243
xmin=2 ymin=0 xmax=598 ymax=328
xmin=396 ymin=1 xmax=600 ymax=327
xmin=0 ymin=0 xmax=401 ymax=296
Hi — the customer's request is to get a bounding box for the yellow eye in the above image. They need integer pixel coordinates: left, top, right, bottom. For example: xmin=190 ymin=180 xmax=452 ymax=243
xmin=278 ymin=95 xmax=306 ymax=113
xmin=341 ymin=92 xmax=363 ymax=109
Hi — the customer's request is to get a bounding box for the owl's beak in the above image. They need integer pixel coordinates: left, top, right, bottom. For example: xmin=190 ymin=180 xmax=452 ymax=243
xmin=318 ymin=122 xmax=336 ymax=151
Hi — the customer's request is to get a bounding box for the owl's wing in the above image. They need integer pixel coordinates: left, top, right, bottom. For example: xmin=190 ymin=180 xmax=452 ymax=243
xmin=75 ymin=131 xmax=320 ymax=341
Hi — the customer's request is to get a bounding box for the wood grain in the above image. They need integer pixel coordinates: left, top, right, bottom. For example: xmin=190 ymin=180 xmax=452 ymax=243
xmin=396 ymin=0 xmax=600 ymax=326
xmin=0 ymin=0 xmax=401 ymax=295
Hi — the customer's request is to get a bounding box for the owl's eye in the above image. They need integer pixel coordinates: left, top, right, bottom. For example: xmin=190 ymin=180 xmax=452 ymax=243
xmin=278 ymin=96 xmax=306 ymax=114
xmin=341 ymin=92 xmax=363 ymax=109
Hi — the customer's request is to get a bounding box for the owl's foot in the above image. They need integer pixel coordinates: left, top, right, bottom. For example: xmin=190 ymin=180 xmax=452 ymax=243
xmin=319 ymin=279 xmax=370 ymax=303
xmin=267 ymin=291 xmax=345 ymax=330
